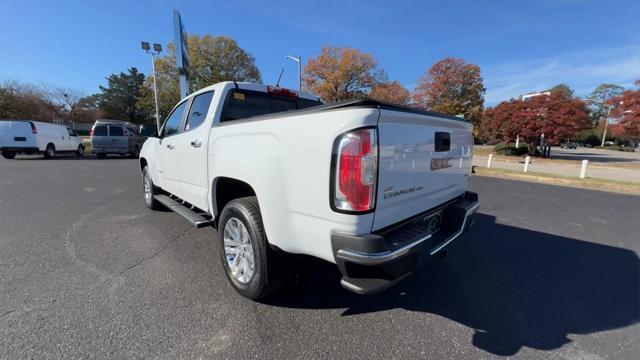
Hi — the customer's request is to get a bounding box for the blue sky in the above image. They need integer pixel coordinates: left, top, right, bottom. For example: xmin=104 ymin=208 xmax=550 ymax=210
xmin=1 ymin=0 xmax=638 ymax=105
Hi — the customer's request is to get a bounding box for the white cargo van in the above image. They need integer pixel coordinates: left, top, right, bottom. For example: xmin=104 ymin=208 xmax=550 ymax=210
xmin=0 ymin=120 xmax=84 ymax=159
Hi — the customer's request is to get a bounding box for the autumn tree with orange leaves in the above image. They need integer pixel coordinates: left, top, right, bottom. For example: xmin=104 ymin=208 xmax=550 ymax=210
xmin=413 ymin=57 xmax=485 ymax=127
xmin=369 ymin=81 xmax=410 ymax=105
xmin=304 ymin=46 xmax=384 ymax=102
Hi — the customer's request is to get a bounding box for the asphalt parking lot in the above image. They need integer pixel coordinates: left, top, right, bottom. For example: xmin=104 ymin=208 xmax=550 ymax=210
xmin=1 ymin=155 xmax=639 ymax=359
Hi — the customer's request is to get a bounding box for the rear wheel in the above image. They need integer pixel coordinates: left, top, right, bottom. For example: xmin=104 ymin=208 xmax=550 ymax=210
xmin=142 ymin=166 xmax=164 ymax=210
xmin=218 ymin=197 xmax=288 ymax=300
xmin=43 ymin=144 xmax=55 ymax=159
xmin=97 ymin=153 xmax=106 ymax=159
xmin=76 ymin=144 xmax=84 ymax=156
xmin=1 ymin=151 xmax=16 ymax=159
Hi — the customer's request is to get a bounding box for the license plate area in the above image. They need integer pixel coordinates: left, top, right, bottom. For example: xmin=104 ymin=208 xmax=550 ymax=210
xmin=381 ymin=210 xmax=443 ymax=250
xmin=414 ymin=211 xmax=442 ymax=236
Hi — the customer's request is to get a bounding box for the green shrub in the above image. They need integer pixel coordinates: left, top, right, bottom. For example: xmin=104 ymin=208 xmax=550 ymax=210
xmin=494 ymin=142 xmax=529 ymax=156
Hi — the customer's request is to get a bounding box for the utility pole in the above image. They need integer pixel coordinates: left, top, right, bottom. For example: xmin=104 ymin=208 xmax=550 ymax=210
xmin=601 ymin=106 xmax=612 ymax=147
xmin=141 ymin=42 xmax=162 ymax=130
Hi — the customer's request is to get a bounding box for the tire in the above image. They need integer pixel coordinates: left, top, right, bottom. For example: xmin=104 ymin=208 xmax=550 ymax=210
xmin=43 ymin=144 xmax=55 ymax=159
xmin=1 ymin=151 xmax=16 ymax=159
xmin=97 ymin=153 xmax=106 ymax=159
xmin=130 ymin=146 xmax=140 ymax=159
xmin=76 ymin=144 xmax=85 ymax=156
xmin=142 ymin=166 xmax=164 ymax=210
xmin=218 ymin=197 xmax=288 ymax=300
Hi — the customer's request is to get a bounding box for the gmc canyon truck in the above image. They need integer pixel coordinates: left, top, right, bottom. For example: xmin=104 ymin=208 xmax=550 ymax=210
xmin=139 ymin=82 xmax=478 ymax=300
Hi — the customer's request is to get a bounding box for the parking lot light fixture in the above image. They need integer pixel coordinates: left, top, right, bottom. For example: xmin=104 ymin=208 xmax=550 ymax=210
xmin=284 ymin=55 xmax=301 ymax=92
xmin=142 ymin=41 xmax=163 ymax=130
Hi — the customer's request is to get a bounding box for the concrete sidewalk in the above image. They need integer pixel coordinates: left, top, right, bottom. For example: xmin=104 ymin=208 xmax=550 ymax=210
xmin=473 ymin=155 xmax=640 ymax=184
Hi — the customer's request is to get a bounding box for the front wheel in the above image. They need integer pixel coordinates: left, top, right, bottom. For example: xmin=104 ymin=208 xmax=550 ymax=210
xmin=218 ymin=197 xmax=288 ymax=300
xmin=1 ymin=151 xmax=16 ymax=159
xmin=96 ymin=153 xmax=106 ymax=159
xmin=142 ymin=166 xmax=164 ymax=210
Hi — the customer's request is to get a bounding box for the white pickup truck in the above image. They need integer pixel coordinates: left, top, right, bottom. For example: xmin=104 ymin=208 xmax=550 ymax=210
xmin=139 ymin=82 xmax=478 ymax=300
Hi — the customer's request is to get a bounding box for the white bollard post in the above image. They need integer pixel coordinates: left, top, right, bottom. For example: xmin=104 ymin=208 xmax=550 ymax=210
xmin=579 ymin=159 xmax=588 ymax=179
xmin=487 ymin=154 xmax=493 ymax=168
xmin=524 ymin=156 xmax=531 ymax=172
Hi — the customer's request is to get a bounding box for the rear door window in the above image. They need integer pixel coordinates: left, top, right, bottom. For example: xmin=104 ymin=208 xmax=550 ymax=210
xmin=109 ymin=126 xmax=124 ymax=136
xmin=93 ymin=125 xmax=108 ymax=136
xmin=185 ymin=91 xmax=214 ymax=131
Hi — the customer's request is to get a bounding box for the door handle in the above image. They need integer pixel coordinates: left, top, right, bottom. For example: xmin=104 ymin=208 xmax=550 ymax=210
xmin=190 ymin=140 xmax=202 ymax=148
xmin=166 ymin=143 xmax=175 ymax=149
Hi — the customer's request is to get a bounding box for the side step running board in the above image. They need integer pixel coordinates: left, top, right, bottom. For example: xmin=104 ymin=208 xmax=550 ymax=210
xmin=153 ymin=194 xmax=213 ymax=228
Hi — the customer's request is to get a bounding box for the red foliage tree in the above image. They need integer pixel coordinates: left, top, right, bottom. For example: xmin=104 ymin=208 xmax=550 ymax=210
xmin=609 ymin=84 xmax=640 ymax=138
xmin=487 ymin=93 xmax=590 ymax=155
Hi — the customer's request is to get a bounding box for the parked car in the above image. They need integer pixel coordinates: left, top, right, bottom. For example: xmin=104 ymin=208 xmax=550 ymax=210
xmin=139 ymin=123 xmax=158 ymax=139
xmin=139 ymin=82 xmax=478 ymax=300
xmin=560 ymin=142 xmax=578 ymax=149
xmin=90 ymin=120 xmax=144 ymax=159
xmin=0 ymin=120 xmax=84 ymax=159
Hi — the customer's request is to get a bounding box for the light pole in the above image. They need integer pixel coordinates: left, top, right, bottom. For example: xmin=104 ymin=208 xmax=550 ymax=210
xmin=142 ymin=42 xmax=162 ymax=130
xmin=600 ymin=101 xmax=624 ymax=147
xmin=284 ymin=55 xmax=301 ymax=92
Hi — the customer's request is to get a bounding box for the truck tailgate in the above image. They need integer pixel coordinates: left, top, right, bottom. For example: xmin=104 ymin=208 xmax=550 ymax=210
xmin=372 ymin=109 xmax=473 ymax=231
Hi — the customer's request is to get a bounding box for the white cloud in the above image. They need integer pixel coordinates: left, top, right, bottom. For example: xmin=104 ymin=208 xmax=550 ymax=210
xmin=483 ymin=46 xmax=640 ymax=105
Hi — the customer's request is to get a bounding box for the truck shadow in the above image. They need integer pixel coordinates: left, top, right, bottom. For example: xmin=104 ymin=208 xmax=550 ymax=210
xmin=265 ymin=213 xmax=640 ymax=356
xmin=13 ymin=155 xmax=137 ymax=161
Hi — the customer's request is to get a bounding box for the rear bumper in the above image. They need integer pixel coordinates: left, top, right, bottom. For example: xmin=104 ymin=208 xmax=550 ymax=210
xmin=331 ymin=191 xmax=479 ymax=294
xmin=92 ymin=147 xmax=128 ymax=154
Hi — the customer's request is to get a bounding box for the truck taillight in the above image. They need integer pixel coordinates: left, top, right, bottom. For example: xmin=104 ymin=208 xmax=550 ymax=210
xmin=90 ymin=128 xmax=94 ymax=136
xmin=29 ymin=122 xmax=37 ymax=134
xmin=332 ymin=128 xmax=378 ymax=213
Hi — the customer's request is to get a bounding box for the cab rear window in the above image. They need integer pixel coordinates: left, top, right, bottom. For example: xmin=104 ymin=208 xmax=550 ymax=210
xmin=221 ymin=89 xmax=321 ymax=122
xmin=93 ymin=125 xmax=107 ymax=136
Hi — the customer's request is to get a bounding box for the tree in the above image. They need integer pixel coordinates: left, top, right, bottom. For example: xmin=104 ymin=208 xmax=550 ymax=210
xmin=0 ymin=81 xmax=75 ymax=121
xmin=587 ymin=83 xmax=624 ymax=124
xmin=412 ymin=57 xmax=485 ymax=127
xmin=488 ymin=92 xmax=590 ymax=155
xmin=1 ymin=81 xmax=50 ymax=120
xmin=74 ymin=94 xmax=103 ymax=123
xmin=97 ymin=67 xmax=149 ymax=123
xmin=304 ymin=46 xmax=384 ymax=102
xmin=368 ymin=81 xmax=410 ymax=105
xmin=141 ymin=35 xmax=262 ymax=119
xmin=40 ymin=86 xmax=86 ymax=124
xmin=609 ymin=82 xmax=640 ymax=137
xmin=548 ymin=84 xmax=574 ymax=98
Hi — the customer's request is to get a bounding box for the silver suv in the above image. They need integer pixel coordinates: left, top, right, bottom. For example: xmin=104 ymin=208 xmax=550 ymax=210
xmin=90 ymin=120 xmax=144 ymax=159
